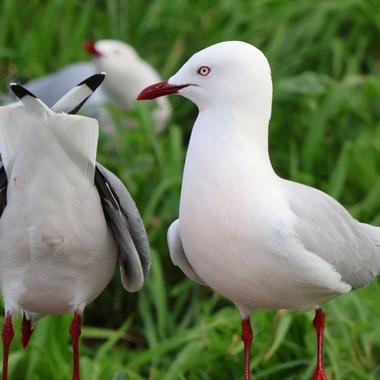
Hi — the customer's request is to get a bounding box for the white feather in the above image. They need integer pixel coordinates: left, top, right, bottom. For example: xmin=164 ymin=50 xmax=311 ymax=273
xmin=0 ymin=102 xmax=117 ymax=315
xmin=165 ymin=41 xmax=379 ymax=318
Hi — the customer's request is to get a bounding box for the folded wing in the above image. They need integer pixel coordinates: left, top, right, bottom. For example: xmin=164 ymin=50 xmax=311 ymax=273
xmin=95 ymin=163 xmax=150 ymax=292
xmin=167 ymin=219 xmax=205 ymax=285
xmin=283 ymin=180 xmax=380 ymax=288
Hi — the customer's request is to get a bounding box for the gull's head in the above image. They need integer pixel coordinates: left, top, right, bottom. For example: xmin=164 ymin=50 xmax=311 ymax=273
xmin=137 ymin=41 xmax=272 ymax=113
xmin=84 ymin=39 xmax=139 ymax=73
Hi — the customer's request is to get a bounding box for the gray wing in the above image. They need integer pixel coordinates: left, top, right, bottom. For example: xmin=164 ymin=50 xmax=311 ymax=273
xmin=283 ymin=180 xmax=380 ymax=288
xmin=18 ymin=62 xmax=98 ymax=107
xmin=0 ymin=161 xmax=6 ymax=217
xmin=167 ymin=219 xmax=205 ymax=285
xmin=95 ymin=163 xmax=150 ymax=292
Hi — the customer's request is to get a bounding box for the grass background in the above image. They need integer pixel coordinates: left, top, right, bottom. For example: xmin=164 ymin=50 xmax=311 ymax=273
xmin=1 ymin=0 xmax=380 ymax=379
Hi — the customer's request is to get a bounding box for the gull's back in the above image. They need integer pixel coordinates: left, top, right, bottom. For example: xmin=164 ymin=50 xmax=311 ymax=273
xmin=0 ymin=103 xmax=117 ymax=315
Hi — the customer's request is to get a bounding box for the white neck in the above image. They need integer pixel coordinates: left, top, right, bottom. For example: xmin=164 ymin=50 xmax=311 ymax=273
xmin=189 ymin=100 xmax=275 ymax=179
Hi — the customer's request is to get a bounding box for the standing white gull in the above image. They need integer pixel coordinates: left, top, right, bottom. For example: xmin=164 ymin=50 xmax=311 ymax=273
xmin=2 ymin=39 xmax=171 ymax=132
xmin=137 ymin=41 xmax=380 ymax=379
xmin=0 ymin=74 xmax=150 ymax=380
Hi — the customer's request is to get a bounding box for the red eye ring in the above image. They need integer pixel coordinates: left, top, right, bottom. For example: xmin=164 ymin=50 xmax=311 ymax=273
xmin=197 ymin=66 xmax=211 ymax=76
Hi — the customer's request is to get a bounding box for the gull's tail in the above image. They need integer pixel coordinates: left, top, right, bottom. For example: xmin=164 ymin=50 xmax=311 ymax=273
xmin=360 ymin=223 xmax=380 ymax=251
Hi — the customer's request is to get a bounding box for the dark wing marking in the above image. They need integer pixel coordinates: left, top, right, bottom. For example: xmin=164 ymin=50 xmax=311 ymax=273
xmin=95 ymin=163 xmax=150 ymax=292
xmin=10 ymin=83 xmax=37 ymax=99
xmin=13 ymin=62 xmax=96 ymax=107
xmin=9 ymin=83 xmax=51 ymax=112
xmin=0 ymin=161 xmax=7 ymax=218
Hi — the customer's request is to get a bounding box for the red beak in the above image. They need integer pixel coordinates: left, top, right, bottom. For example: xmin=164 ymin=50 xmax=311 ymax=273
xmin=84 ymin=40 xmax=102 ymax=57
xmin=137 ymin=81 xmax=188 ymax=100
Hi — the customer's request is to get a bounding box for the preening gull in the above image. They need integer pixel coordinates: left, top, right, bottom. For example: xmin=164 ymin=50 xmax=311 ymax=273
xmin=0 ymin=74 xmax=150 ymax=380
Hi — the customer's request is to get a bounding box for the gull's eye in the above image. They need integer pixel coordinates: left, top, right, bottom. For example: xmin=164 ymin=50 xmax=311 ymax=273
xmin=197 ymin=66 xmax=211 ymax=76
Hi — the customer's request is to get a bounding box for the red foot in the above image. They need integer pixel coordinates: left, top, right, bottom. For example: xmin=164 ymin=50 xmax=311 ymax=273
xmin=69 ymin=311 xmax=82 ymax=380
xmin=2 ymin=313 xmax=14 ymax=380
xmin=242 ymin=319 xmax=253 ymax=380
xmin=21 ymin=314 xmax=33 ymax=348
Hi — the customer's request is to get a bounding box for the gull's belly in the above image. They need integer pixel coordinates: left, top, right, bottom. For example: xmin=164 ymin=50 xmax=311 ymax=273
xmin=0 ymin=173 xmax=117 ymax=314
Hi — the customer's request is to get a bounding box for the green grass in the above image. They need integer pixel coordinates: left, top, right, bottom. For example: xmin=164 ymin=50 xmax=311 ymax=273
xmin=1 ymin=0 xmax=380 ymax=379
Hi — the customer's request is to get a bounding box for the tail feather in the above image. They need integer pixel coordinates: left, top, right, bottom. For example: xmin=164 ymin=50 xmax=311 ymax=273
xmin=360 ymin=222 xmax=380 ymax=248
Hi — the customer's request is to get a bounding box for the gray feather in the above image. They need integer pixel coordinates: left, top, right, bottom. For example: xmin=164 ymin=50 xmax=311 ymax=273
xmin=20 ymin=62 xmax=97 ymax=107
xmin=283 ymin=180 xmax=380 ymax=288
xmin=95 ymin=163 xmax=150 ymax=290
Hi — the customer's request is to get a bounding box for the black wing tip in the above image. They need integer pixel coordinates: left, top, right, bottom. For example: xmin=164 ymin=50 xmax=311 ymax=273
xmin=78 ymin=72 xmax=106 ymax=92
xmin=10 ymin=83 xmax=37 ymax=99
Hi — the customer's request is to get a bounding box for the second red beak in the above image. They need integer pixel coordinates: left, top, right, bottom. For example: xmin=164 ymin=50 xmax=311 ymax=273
xmin=84 ymin=40 xmax=102 ymax=57
xmin=137 ymin=81 xmax=188 ymax=100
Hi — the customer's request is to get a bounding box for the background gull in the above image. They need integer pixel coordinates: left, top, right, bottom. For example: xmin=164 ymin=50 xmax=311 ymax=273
xmin=1 ymin=39 xmax=171 ymax=132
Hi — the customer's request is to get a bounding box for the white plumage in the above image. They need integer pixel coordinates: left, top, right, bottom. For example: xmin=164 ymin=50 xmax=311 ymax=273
xmin=167 ymin=41 xmax=380 ymax=314
xmin=0 ymin=100 xmax=116 ymax=316
xmin=0 ymin=76 xmax=150 ymax=380
xmin=137 ymin=40 xmax=380 ymax=380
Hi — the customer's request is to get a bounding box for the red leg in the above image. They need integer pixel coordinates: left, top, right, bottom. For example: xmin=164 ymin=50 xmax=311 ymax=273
xmin=21 ymin=313 xmax=33 ymax=349
xmin=69 ymin=311 xmax=82 ymax=380
xmin=311 ymin=308 xmax=326 ymax=380
xmin=242 ymin=318 xmax=253 ymax=380
xmin=2 ymin=313 xmax=14 ymax=380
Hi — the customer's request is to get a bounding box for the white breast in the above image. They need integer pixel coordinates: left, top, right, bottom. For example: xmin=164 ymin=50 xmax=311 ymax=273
xmin=179 ymin=115 xmax=344 ymax=316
